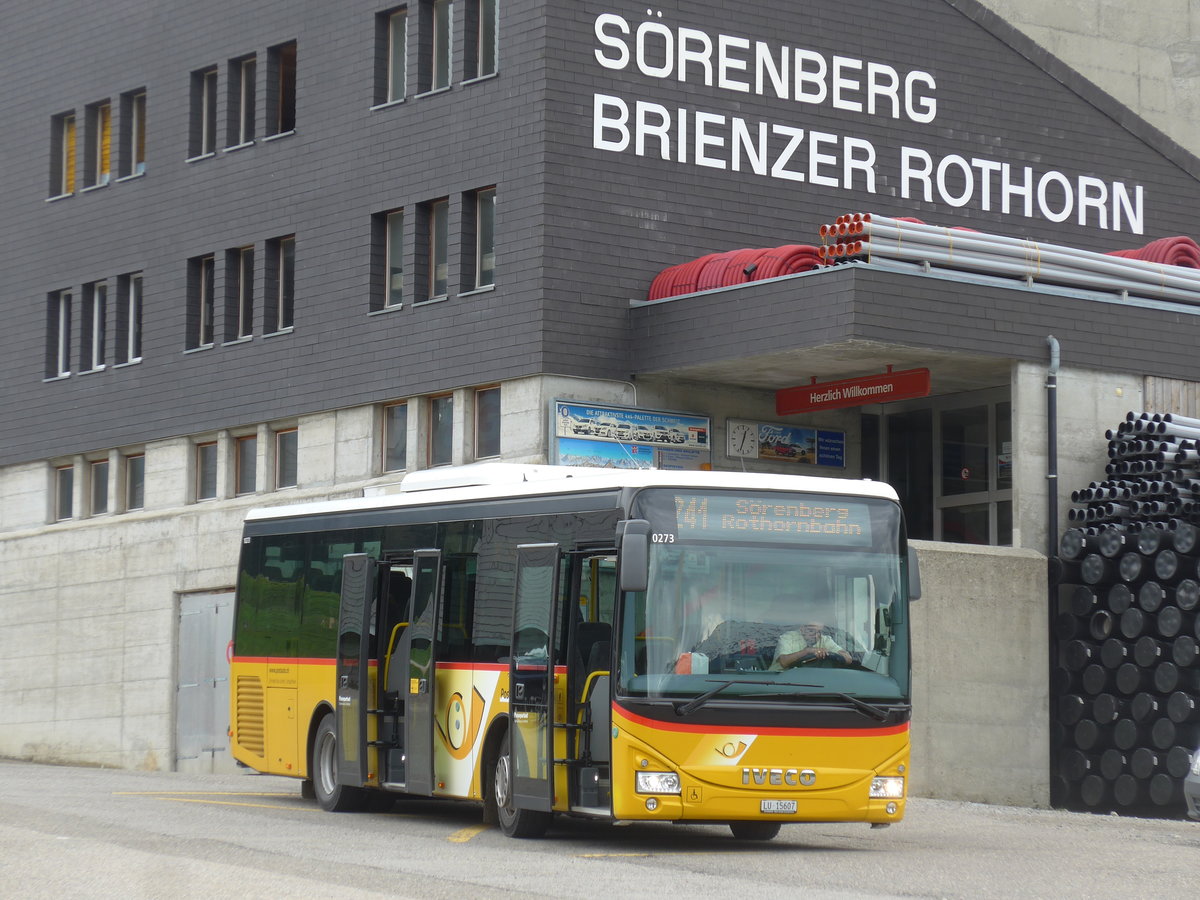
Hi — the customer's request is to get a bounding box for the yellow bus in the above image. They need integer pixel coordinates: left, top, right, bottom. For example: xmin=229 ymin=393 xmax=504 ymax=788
xmin=229 ymin=463 xmax=919 ymax=839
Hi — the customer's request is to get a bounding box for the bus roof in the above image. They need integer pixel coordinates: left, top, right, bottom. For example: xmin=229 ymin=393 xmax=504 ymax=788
xmin=244 ymin=463 xmax=900 ymax=524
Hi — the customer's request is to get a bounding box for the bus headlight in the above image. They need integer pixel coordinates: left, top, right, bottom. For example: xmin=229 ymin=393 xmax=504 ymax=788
xmin=870 ymin=776 xmax=905 ymax=799
xmin=636 ymin=771 xmax=681 ymax=794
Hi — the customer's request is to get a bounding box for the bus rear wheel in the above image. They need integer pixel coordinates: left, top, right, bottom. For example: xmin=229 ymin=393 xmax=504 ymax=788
xmin=492 ymin=746 xmax=551 ymax=838
xmin=729 ymin=821 xmax=781 ymax=841
xmin=313 ymin=714 xmax=368 ymax=812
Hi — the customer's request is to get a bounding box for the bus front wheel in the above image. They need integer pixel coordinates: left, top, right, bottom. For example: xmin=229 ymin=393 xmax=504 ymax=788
xmin=729 ymin=821 xmax=781 ymax=841
xmin=313 ymin=714 xmax=368 ymax=812
xmin=492 ymin=747 xmax=551 ymax=839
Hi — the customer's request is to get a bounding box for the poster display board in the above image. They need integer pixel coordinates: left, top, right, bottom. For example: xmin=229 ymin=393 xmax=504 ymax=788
xmin=553 ymin=401 xmax=711 ymax=470
xmin=726 ymin=419 xmax=846 ymax=468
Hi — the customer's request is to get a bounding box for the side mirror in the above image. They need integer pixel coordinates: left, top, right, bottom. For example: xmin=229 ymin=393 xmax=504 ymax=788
xmin=907 ymin=546 xmax=922 ymax=601
xmin=617 ymin=519 xmax=650 ymax=593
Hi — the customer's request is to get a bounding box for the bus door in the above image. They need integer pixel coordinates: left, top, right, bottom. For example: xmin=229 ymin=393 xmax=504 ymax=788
xmin=335 ymin=553 xmax=378 ymax=791
xmin=393 ymin=550 xmax=442 ymax=795
xmin=507 ymin=543 xmax=561 ymax=815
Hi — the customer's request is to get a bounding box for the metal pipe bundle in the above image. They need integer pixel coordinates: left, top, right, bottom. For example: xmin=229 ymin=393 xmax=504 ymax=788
xmin=1053 ymin=410 xmax=1200 ymax=817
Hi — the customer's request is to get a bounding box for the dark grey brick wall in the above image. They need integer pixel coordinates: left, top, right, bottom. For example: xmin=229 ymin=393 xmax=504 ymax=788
xmin=4 ymin=0 xmax=1200 ymax=466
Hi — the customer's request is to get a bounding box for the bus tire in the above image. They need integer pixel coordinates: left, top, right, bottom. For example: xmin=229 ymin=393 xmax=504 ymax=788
xmin=313 ymin=714 xmax=368 ymax=812
xmin=492 ymin=745 xmax=551 ymax=839
xmin=729 ymin=821 xmax=781 ymax=841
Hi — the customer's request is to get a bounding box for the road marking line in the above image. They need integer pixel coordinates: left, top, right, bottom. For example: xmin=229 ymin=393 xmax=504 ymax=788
xmin=156 ymin=797 xmax=317 ymax=811
xmin=113 ymin=791 xmax=297 ymax=797
xmin=447 ymin=824 xmax=490 ymax=843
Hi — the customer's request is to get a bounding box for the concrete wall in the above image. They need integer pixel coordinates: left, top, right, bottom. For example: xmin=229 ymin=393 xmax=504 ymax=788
xmin=908 ymin=539 xmax=1050 ymax=806
xmin=975 ymin=0 xmax=1200 ymax=160
xmin=1011 ymin=361 xmax=1143 ymax=556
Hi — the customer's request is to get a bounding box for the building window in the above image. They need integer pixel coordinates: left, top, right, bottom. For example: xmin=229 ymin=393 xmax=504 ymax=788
xmin=55 ymin=465 xmax=74 ymax=521
xmin=387 ymin=210 xmax=404 ymax=307
xmin=475 ymin=386 xmax=500 ymax=458
xmin=422 ymin=0 xmax=453 ymax=92
xmin=119 ymin=89 xmax=147 ymax=177
xmin=468 ymin=0 xmax=497 ymax=79
xmin=430 ymin=393 xmax=453 ymax=466
xmin=865 ymin=389 xmax=1012 ymax=546
xmin=226 ymin=246 xmax=254 ymax=340
xmin=190 ymin=67 xmax=218 ymax=158
xmin=125 ymin=453 xmax=145 ymax=510
xmin=46 ymin=289 xmax=72 ymax=378
xmin=187 ymin=254 xmax=216 ymax=348
xmin=196 ymin=442 xmax=218 ymax=500
xmin=235 ymin=434 xmax=257 ymax=494
xmin=275 ymin=428 xmax=298 ymax=488
xmin=90 ymin=459 xmax=110 ymax=515
xmin=84 ymin=100 xmax=112 ymax=187
xmin=383 ymin=403 xmax=408 ymax=471
xmin=469 ymin=187 xmax=495 ymax=289
xmin=424 ymin=198 xmax=449 ymax=299
xmin=267 ymin=41 xmax=297 ymax=135
xmin=81 ymin=281 xmax=107 ymax=371
xmin=228 ymin=55 xmax=256 ymax=146
xmin=50 ymin=112 xmax=76 ymax=196
xmin=377 ymin=8 xmax=408 ymax=104
xmin=116 ymin=272 xmax=143 ymax=364
xmin=266 ymin=235 xmax=295 ymax=331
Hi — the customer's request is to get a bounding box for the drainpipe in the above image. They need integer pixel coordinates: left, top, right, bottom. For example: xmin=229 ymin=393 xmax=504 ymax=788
xmin=1046 ymin=336 xmax=1060 ymax=557
xmin=1045 ymin=334 xmax=1061 ymax=807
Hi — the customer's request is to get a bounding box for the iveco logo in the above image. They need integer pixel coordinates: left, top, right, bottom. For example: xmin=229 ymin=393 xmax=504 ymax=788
xmin=741 ymin=767 xmax=817 ymax=786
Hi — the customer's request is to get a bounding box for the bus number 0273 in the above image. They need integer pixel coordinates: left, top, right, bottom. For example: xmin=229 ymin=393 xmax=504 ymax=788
xmin=652 ymin=533 xmax=676 ymax=543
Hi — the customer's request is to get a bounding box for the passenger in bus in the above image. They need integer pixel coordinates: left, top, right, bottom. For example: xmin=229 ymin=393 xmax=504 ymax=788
xmin=768 ymin=619 xmax=852 ymax=670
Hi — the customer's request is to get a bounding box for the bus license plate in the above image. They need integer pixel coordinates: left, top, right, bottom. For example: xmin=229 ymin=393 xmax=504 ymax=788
xmin=760 ymin=800 xmax=797 ymax=814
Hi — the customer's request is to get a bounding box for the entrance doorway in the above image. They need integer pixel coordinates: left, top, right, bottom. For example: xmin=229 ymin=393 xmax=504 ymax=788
xmin=176 ymin=589 xmax=237 ymax=773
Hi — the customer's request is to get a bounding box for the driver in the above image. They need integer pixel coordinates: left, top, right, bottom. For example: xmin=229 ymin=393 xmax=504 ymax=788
xmin=769 ymin=620 xmax=852 ymax=670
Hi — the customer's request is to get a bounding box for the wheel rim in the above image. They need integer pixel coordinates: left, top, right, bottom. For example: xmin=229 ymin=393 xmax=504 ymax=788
xmin=494 ymin=752 xmax=513 ymax=811
xmin=317 ymin=729 xmax=337 ymax=798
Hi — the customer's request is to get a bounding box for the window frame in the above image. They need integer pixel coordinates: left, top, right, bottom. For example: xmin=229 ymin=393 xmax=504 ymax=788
xmin=47 ymin=289 xmax=73 ymax=379
xmin=226 ymin=245 xmax=255 ymax=340
xmin=195 ymin=441 xmax=219 ymax=501
xmin=474 ymin=385 xmax=501 ymax=459
xmin=384 ymin=8 xmax=408 ymax=104
xmin=81 ymin=280 xmax=108 ymax=371
xmin=474 ymin=187 xmax=496 ymax=289
xmin=188 ymin=253 xmax=216 ymax=349
xmin=89 ymin=458 xmax=110 ymax=516
xmin=267 ymin=41 xmax=297 ymax=136
xmin=428 ymin=198 xmax=449 ymax=300
xmin=383 ymin=402 xmax=408 ymax=472
xmin=125 ymin=453 xmax=146 ymax=511
xmin=471 ymin=0 xmax=497 ymax=80
xmin=121 ymin=89 xmax=147 ymax=177
xmin=266 ymin=235 xmax=295 ymax=332
xmin=386 ymin=209 xmax=405 ymax=308
xmin=190 ymin=67 xmax=219 ymax=158
xmin=228 ymin=55 xmax=257 ymax=148
xmin=55 ymin=464 xmax=75 ymax=521
xmin=235 ymin=433 xmax=258 ymax=495
xmin=274 ymin=427 xmax=299 ymax=489
xmin=429 ymin=392 xmax=454 ymax=467
xmin=84 ymin=100 xmax=112 ymax=188
xmin=116 ymin=272 xmax=143 ymax=364
xmin=51 ymin=111 xmax=76 ymax=197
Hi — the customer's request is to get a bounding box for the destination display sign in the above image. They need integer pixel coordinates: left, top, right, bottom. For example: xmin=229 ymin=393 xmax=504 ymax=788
xmin=672 ymin=493 xmax=874 ymax=545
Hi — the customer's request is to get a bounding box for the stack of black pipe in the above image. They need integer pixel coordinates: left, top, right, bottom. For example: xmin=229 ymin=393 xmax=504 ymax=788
xmin=1052 ymin=412 xmax=1200 ymax=817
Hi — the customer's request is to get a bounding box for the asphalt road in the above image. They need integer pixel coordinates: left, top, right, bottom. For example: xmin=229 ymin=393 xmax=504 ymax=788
xmin=0 ymin=758 xmax=1196 ymax=899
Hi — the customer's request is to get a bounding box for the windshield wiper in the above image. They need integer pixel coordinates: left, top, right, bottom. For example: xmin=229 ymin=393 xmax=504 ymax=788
xmin=673 ymin=679 xmax=819 ymax=716
xmin=782 ymin=691 xmax=895 ymax=723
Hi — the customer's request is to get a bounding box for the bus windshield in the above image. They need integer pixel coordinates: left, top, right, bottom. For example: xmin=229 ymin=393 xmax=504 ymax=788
xmin=618 ymin=488 xmax=910 ymax=704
